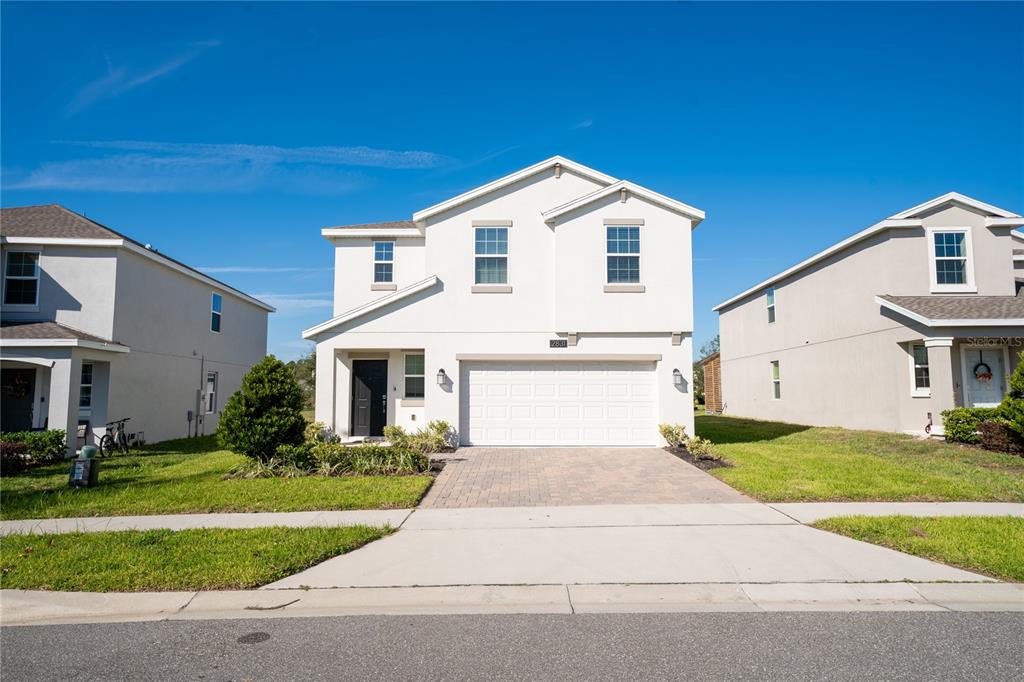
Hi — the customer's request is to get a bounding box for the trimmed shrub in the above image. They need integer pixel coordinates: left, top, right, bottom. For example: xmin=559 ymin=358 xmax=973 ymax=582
xmin=0 ymin=430 xmax=67 ymax=464
xmin=685 ymin=436 xmax=721 ymax=461
xmin=0 ymin=441 xmax=30 ymax=474
xmin=999 ymin=352 xmax=1024 ymax=439
xmin=310 ymin=442 xmax=429 ymax=476
xmin=304 ymin=421 xmax=340 ymax=444
xmin=383 ymin=421 xmax=454 ymax=455
xmin=978 ymin=419 xmax=1024 ymax=456
xmin=275 ymin=442 xmax=317 ymax=469
xmin=942 ymin=407 xmax=1000 ymax=444
xmin=658 ymin=424 xmax=688 ymax=448
xmin=217 ymin=356 xmax=306 ymax=462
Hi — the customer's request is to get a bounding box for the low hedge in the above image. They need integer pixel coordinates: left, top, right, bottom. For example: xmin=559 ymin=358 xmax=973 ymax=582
xmin=941 ymin=407 xmax=1000 ymax=444
xmin=978 ymin=419 xmax=1024 ymax=455
xmin=0 ymin=430 xmax=67 ymax=464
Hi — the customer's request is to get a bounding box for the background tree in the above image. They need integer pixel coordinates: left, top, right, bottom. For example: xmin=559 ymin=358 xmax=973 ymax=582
xmin=692 ymin=334 xmax=720 ymax=406
xmin=285 ymin=350 xmax=316 ymax=408
xmin=218 ymin=355 xmax=306 ymax=461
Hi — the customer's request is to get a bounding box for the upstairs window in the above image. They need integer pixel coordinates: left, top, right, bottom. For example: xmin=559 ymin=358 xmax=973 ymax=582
xmin=911 ymin=344 xmax=930 ymax=396
xmin=934 ymin=232 xmax=967 ymax=284
xmin=607 ymin=226 xmax=640 ymax=283
xmin=767 ymin=287 xmax=776 ymax=323
xmin=770 ymin=360 xmax=781 ymax=400
xmin=374 ymin=241 xmax=394 ymax=283
xmin=404 ymin=354 xmax=425 ymax=398
xmin=475 ymin=227 xmax=508 ymax=284
xmin=211 ymin=293 xmax=222 ymax=333
xmin=3 ymin=251 xmax=40 ymax=306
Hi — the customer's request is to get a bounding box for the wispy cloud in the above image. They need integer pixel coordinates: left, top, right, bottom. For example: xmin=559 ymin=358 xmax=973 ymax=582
xmin=4 ymin=141 xmax=449 ymax=194
xmin=575 ymin=119 xmax=594 ymax=129
xmin=199 ymin=266 xmax=332 ymax=274
xmin=67 ymin=41 xmax=220 ymax=116
xmin=253 ymin=292 xmax=334 ymax=312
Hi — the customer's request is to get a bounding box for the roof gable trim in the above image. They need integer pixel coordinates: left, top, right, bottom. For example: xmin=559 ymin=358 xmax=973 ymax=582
xmin=302 ymin=275 xmax=439 ymax=339
xmin=888 ymin=192 xmax=1021 ymax=220
xmin=542 ymin=180 xmax=705 ymax=224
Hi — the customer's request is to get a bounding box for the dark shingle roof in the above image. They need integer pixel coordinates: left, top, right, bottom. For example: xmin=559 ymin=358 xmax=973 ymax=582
xmin=325 ymin=220 xmax=417 ymax=230
xmin=878 ymin=295 xmax=1024 ymax=321
xmin=0 ymin=205 xmax=120 ymax=240
xmin=0 ymin=320 xmax=124 ymax=346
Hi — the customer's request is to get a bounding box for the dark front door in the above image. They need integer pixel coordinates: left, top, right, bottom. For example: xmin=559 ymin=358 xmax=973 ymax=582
xmin=1 ymin=368 xmax=36 ymax=432
xmin=351 ymin=360 xmax=387 ymax=437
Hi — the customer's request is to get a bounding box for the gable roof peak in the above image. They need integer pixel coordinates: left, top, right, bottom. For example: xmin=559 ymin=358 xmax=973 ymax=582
xmin=888 ymin=191 xmax=1021 ymax=220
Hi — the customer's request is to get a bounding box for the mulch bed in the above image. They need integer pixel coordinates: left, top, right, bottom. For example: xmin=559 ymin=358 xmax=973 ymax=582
xmin=664 ymin=447 xmax=733 ymax=471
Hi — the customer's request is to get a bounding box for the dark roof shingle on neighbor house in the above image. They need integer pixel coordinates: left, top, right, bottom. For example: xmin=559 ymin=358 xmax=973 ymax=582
xmin=0 ymin=320 xmax=124 ymax=346
xmin=0 ymin=205 xmax=120 ymax=240
xmin=878 ymin=295 xmax=1024 ymax=321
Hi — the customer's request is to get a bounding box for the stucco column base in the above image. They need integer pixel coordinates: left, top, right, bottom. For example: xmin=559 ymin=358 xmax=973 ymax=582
xmin=925 ymin=337 xmax=955 ymax=436
xmin=47 ymin=352 xmax=82 ymax=458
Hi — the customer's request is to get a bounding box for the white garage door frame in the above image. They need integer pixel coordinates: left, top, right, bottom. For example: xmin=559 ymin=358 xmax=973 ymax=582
xmin=459 ymin=360 xmax=659 ymax=447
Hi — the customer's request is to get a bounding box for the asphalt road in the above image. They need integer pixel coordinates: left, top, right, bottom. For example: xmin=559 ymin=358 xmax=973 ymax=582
xmin=2 ymin=612 xmax=1022 ymax=681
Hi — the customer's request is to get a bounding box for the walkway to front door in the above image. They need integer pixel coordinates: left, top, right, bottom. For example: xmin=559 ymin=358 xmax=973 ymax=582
xmin=420 ymin=448 xmax=751 ymax=508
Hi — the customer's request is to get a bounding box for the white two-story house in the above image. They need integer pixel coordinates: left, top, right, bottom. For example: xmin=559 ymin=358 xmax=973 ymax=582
xmin=304 ymin=157 xmax=704 ymax=446
xmin=0 ymin=205 xmax=273 ymax=454
xmin=713 ymin=193 xmax=1024 ymax=435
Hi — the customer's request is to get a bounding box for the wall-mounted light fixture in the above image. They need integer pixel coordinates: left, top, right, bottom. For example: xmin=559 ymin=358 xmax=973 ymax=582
xmin=672 ymin=368 xmax=683 ymax=386
xmin=436 ymin=368 xmax=447 ymax=386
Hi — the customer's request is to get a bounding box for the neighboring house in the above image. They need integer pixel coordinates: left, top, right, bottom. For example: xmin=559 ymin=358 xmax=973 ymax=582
xmin=700 ymin=351 xmax=722 ymax=413
xmin=304 ymin=156 xmax=704 ymax=446
xmin=713 ymin=193 xmax=1024 ymax=436
xmin=0 ymin=205 xmax=273 ymax=455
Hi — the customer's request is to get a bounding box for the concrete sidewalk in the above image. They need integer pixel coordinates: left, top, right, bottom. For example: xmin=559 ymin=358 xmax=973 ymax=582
xmin=3 ymin=501 xmax=1018 ymax=536
xmin=3 ymin=582 xmax=1021 ymax=625
xmin=0 ymin=510 xmax=410 ymax=536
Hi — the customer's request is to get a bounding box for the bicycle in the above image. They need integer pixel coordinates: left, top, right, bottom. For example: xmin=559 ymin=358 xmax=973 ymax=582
xmin=99 ymin=417 xmax=131 ymax=456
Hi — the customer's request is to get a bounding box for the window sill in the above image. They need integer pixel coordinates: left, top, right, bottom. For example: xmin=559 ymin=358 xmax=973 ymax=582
xmin=471 ymin=285 xmax=512 ymax=293
xmin=400 ymin=398 xmax=424 ymax=407
xmin=604 ymin=284 xmax=645 ymax=293
xmin=911 ymin=391 xmax=932 ymax=399
xmin=929 ymin=285 xmax=976 ymax=294
xmin=371 ymin=283 xmax=397 ymax=291
xmin=1 ymin=304 xmax=40 ymax=313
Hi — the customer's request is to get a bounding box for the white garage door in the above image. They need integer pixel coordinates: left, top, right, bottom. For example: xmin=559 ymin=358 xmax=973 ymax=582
xmin=460 ymin=361 xmax=658 ymax=446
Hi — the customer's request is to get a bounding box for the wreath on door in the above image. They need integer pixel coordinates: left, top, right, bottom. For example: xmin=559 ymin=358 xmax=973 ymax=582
xmin=973 ymin=349 xmax=993 ymax=383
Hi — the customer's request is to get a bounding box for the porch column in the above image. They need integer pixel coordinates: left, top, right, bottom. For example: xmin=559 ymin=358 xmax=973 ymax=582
xmin=925 ymin=337 xmax=955 ymax=436
xmin=47 ymin=353 xmax=82 ymax=458
xmin=313 ymin=345 xmax=336 ymax=430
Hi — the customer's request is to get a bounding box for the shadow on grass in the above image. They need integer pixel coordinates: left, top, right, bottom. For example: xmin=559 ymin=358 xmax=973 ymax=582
xmin=695 ymin=414 xmax=811 ymax=444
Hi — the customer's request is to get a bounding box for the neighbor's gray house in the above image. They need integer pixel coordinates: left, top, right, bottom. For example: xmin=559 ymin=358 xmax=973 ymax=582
xmin=713 ymin=193 xmax=1024 ymax=436
xmin=0 ymin=205 xmax=274 ymax=455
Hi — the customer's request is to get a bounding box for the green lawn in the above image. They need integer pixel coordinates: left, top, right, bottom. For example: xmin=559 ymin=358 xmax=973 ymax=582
xmin=0 ymin=525 xmax=388 ymax=591
xmin=695 ymin=414 xmax=1024 ymax=502
xmin=813 ymin=516 xmax=1024 ymax=582
xmin=0 ymin=436 xmax=433 ymax=520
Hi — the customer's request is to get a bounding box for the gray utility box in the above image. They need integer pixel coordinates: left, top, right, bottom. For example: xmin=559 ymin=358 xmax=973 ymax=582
xmin=69 ymin=455 xmax=100 ymax=488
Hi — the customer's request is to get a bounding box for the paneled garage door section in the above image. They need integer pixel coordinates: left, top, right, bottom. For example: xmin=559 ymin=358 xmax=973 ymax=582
xmin=460 ymin=361 xmax=658 ymax=446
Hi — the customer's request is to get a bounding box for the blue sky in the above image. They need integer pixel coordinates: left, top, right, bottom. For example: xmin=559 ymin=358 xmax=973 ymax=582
xmin=3 ymin=1 xmax=1022 ymax=360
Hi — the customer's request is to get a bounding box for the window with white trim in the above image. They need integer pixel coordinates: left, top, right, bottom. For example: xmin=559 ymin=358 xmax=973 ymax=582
xmin=911 ymin=344 xmax=930 ymax=396
xmin=205 ymin=372 xmax=218 ymax=414
xmin=606 ymin=226 xmax=640 ymax=283
xmin=79 ymin=363 xmax=93 ymax=411
xmin=933 ymin=231 xmax=968 ymax=285
xmin=474 ymin=228 xmax=508 ymax=284
xmin=766 ymin=287 xmax=776 ymax=323
xmin=210 ymin=293 xmax=222 ymax=333
xmin=404 ymin=354 xmax=425 ymax=398
xmin=374 ymin=241 xmax=394 ymax=283
xmin=770 ymin=360 xmax=781 ymax=400
xmin=3 ymin=251 xmax=40 ymax=306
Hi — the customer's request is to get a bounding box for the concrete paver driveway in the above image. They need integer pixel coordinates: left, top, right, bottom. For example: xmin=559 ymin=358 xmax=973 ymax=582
xmin=420 ymin=447 xmax=749 ymax=508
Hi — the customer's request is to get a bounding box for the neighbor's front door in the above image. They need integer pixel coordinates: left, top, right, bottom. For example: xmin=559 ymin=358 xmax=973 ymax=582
xmin=962 ymin=348 xmax=1006 ymax=408
xmin=351 ymin=360 xmax=387 ymax=437
xmin=1 ymin=368 xmax=36 ymax=431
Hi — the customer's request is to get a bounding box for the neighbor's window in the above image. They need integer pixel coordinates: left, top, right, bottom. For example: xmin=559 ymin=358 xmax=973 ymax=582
xmin=211 ymin=293 xmax=222 ymax=333
xmin=79 ymin=363 xmax=93 ymax=411
xmin=767 ymin=287 xmax=776 ymax=324
xmin=770 ymin=360 xmax=781 ymax=400
xmin=374 ymin=241 xmax=394 ymax=283
xmin=912 ymin=344 xmax=930 ymax=395
xmin=3 ymin=251 xmax=40 ymax=306
xmin=475 ymin=228 xmax=508 ymax=284
xmin=205 ymin=372 xmax=218 ymax=414
xmin=607 ymin=226 xmax=640 ymax=283
xmin=933 ymin=231 xmax=968 ymax=285
xmin=404 ymin=354 xmax=425 ymax=399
